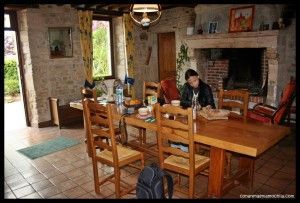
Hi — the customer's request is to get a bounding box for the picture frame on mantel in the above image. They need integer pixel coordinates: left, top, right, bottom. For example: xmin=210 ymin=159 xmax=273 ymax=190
xmin=228 ymin=5 xmax=254 ymax=32
xmin=208 ymin=21 xmax=218 ymax=34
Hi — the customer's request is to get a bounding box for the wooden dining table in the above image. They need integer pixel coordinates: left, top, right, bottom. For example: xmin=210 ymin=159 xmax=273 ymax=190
xmin=70 ymin=100 xmax=291 ymax=198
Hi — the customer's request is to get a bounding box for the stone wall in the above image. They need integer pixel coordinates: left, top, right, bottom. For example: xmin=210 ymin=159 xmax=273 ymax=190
xmin=192 ymin=4 xmax=295 ymax=106
xmin=131 ymin=7 xmax=195 ymax=98
xmin=194 ymin=4 xmax=284 ymax=34
xmin=18 ymin=5 xmax=85 ymax=127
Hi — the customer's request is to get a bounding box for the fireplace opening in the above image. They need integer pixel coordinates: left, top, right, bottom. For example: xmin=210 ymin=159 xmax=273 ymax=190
xmin=204 ymin=48 xmax=267 ymax=96
xmin=223 ymin=48 xmax=265 ymax=95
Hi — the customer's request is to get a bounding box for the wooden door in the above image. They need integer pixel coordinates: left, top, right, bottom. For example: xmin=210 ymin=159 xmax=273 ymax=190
xmin=158 ymin=32 xmax=176 ymax=81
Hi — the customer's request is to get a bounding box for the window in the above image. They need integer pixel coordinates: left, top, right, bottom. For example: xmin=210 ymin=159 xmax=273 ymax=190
xmin=4 ymin=14 xmax=11 ymax=28
xmin=92 ymin=17 xmax=114 ymax=80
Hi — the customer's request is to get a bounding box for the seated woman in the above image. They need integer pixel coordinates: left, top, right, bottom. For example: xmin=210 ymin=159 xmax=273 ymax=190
xmin=180 ymin=69 xmax=215 ymax=109
xmin=172 ymin=69 xmax=216 ymax=152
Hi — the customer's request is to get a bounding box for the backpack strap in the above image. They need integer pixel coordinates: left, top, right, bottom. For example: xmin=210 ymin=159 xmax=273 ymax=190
xmin=159 ymin=169 xmax=173 ymax=199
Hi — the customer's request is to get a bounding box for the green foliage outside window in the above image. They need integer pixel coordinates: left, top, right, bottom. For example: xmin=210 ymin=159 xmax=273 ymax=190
xmin=93 ymin=26 xmax=109 ymax=79
xmin=4 ymin=59 xmax=20 ymax=96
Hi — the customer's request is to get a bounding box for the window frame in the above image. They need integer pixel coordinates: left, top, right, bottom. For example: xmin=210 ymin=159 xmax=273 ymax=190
xmin=92 ymin=16 xmax=115 ymax=80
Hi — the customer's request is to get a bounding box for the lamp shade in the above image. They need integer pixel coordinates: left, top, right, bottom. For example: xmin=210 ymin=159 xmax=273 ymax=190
xmin=130 ymin=4 xmax=161 ymax=27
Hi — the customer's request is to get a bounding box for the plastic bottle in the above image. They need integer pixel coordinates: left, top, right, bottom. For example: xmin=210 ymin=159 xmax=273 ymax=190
xmin=115 ymin=83 xmax=124 ymax=105
xmin=192 ymin=100 xmax=197 ymax=120
xmin=192 ymin=98 xmax=201 ymax=120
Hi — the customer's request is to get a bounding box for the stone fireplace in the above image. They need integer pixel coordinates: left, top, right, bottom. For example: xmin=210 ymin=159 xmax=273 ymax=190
xmin=202 ymin=48 xmax=268 ymax=95
xmin=186 ymin=30 xmax=281 ymax=105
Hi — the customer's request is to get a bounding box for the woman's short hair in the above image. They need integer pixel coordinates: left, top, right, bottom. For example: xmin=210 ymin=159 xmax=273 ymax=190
xmin=185 ymin=69 xmax=198 ymax=80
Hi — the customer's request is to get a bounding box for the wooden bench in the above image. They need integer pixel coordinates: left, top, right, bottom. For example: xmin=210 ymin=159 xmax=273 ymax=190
xmin=49 ymin=97 xmax=83 ymax=128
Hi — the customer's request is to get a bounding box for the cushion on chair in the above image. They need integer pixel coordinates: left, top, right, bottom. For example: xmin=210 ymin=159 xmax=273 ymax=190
xmin=247 ymin=111 xmax=272 ymax=123
xmin=164 ymin=154 xmax=210 ymax=170
xmin=160 ymin=78 xmax=180 ymax=104
xmin=98 ymin=145 xmax=141 ymax=162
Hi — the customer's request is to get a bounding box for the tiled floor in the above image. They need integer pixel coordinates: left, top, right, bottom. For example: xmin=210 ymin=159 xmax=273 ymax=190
xmin=4 ymin=122 xmax=296 ymax=199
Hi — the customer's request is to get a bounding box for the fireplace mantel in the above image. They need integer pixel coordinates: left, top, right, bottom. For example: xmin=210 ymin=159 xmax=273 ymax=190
xmin=186 ymin=30 xmax=279 ymax=49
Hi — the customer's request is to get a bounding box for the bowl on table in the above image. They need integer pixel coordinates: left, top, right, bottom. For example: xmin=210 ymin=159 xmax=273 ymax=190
xmin=171 ymin=100 xmax=180 ymax=107
xmin=138 ymin=107 xmax=149 ymax=116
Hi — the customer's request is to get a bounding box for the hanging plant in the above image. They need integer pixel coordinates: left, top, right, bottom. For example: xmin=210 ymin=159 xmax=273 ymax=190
xmin=176 ymin=43 xmax=190 ymax=93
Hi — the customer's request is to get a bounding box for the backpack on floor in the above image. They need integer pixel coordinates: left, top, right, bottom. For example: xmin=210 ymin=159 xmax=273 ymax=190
xmin=136 ymin=163 xmax=173 ymax=199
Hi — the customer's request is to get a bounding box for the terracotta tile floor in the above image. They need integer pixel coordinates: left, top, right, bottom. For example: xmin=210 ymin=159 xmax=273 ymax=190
xmin=4 ymin=123 xmax=296 ymax=199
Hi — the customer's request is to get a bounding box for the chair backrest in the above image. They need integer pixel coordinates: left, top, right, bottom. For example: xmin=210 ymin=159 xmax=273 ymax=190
xmin=218 ymin=89 xmax=249 ymax=121
xmin=81 ymin=87 xmax=97 ymax=102
xmin=160 ymin=77 xmax=181 ymax=104
xmin=155 ymin=103 xmax=195 ymax=174
xmin=143 ymin=81 xmax=161 ymax=104
xmin=274 ymin=78 xmax=296 ymax=124
xmin=83 ymin=99 xmax=118 ymax=159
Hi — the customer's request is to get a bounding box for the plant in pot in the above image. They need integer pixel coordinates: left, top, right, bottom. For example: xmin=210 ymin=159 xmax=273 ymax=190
xmin=176 ymin=43 xmax=190 ymax=94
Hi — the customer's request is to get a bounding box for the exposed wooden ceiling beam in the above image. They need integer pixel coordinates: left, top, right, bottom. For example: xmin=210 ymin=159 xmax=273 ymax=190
xmin=93 ymin=9 xmax=125 ymax=16
xmin=4 ymin=4 xmax=40 ymax=10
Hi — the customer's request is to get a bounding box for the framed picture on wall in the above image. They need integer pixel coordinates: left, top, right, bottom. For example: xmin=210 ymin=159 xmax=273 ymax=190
xmin=228 ymin=5 xmax=254 ymax=32
xmin=48 ymin=27 xmax=73 ymax=58
xmin=208 ymin=21 xmax=218 ymax=34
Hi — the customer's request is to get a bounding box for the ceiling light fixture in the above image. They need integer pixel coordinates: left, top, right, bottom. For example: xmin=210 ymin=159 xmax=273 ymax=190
xmin=129 ymin=4 xmax=162 ymax=27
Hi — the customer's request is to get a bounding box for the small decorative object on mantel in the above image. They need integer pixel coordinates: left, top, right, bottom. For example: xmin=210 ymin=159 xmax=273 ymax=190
xmin=278 ymin=17 xmax=285 ymax=29
xmin=228 ymin=5 xmax=254 ymax=32
xmin=197 ymin=25 xmax=203 ymax=34
xmin=272 ymin=21 xmax=279 ymax=30
xmin=186 ymin=27 xmax=194 ymax=35
xmin=208 ymin=21 xmax=218 ymax=34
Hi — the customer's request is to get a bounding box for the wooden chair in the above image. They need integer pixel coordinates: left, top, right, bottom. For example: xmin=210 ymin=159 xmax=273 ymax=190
xmin=218 ymin=89 xmax=249 ymax=178
xmin=80 ymin=87 xmax=97 ymax=102
xmin=81 ymin=87 xmax=123 ymax=153
xmin=83 ymin=99 xmax=144 ymax=198
xmin=138 ymin=82 xmax=161 ymax=145
xmin=143 ymin=81 xmax=161 ymax=104
xmin=218 ymin=89 xmax=249 ymax=121
xmin=155 ymin=103 xmax=210 ymax=198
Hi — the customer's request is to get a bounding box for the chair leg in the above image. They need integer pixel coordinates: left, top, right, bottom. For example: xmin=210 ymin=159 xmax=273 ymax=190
xmin=188 ymin=175 xmax=195 ymax=198
xmin=92 ymin=159 xmax=100 ymax=194
xmin=115 ymin=168 xmax=121 ymax=198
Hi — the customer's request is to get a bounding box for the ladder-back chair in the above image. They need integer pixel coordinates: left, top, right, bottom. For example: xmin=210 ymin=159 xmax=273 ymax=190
xmin=83 ymin=99 xmax=144 ymax=198
xmin=155 ymin=103 xmax=210 ymax=198
xmin=139 ymin=81 xmax=161 ymax=145
xmin=218 ymin=89 xmax=250 ymax=178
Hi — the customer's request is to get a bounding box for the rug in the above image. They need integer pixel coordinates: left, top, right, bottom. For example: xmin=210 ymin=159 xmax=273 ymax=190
xmin=17 ymin=136 xmax=81 ymax=159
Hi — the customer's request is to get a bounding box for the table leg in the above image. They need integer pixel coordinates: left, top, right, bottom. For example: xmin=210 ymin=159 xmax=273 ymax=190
xmin=238 ymin=155 xmax=254 ymax=189
xmin=207 ymin=146 xmax=226 ymax=198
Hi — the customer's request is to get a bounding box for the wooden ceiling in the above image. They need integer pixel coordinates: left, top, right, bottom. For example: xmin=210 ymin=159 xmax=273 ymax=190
xmin=4 ymin=4 xmax=197 ymax=16
xmin=71 ymin=4 xmax=197 ymax=16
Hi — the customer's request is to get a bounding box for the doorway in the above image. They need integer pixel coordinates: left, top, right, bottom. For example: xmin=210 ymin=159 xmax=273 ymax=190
xmin=4 ymin=11 xmax=30 ymax=131
xmin=157 ymin=32 xmax=176 ymax=80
